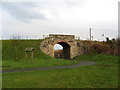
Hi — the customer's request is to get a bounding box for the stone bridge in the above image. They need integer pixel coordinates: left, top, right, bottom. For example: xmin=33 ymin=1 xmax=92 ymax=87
xmin=40 ymin=34 xmax=88 ymax=59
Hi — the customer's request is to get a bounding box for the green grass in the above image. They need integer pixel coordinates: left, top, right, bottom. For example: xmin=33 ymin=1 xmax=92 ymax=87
xmin=2 ymin=40 xmax=77 ymax=70
xmin=2 ymin=58 xmax=77 ymax=70
xmin=2 ymin=40 xmax=45 ymax=60
xmin=2 ymin=40 xmax=118 ymax=88
xmin=73 ymin=54 xmax=119 ymax=65
xmin=2 ymin=54 xmax=118 ymax=88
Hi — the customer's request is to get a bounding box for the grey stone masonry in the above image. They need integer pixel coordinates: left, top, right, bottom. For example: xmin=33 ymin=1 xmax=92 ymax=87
xmin=40 ymin=34 xmax=88 ymax=59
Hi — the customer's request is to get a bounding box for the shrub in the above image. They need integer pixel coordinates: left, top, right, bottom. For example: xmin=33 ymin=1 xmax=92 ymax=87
xmin=90 ymin=42 xmax=109 ymax=54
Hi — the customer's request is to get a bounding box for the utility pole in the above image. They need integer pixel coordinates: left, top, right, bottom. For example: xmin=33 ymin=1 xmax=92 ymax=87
xmin=90 ymin=28 xmax=92 ymax=41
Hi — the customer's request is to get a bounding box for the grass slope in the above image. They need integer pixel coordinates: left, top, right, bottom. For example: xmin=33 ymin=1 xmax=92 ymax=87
xmin=2 ymin=54 xmax=118 ymax=88
xmin=2 ymin=40 xmax=77 ymax=69
xmin=2 ymin=40 xmax=45 ymax=60
xmin=73 ymin=54 xmax=118 ymax=65
xmin=2 ymin=40 xmax=118 ymax=88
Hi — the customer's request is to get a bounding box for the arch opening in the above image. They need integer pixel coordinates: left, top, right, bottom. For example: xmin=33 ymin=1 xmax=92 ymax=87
xmin=54 ymin=44 xmax=63 ymax=59
xmin=54 ymin=42 xmax=70 ymax=60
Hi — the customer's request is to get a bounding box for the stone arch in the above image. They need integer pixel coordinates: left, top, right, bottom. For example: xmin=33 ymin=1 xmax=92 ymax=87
xmin=40 ymin=34 xmax=85 ymax=59
xmin=53 ymin=40 xmax=71 ymax=46
xmin=54 ymin=41 xmax=71 ymax=59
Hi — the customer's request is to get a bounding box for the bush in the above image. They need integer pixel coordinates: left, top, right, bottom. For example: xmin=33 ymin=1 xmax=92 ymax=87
xmin=90 ymin=42 xmax=109 ymax=54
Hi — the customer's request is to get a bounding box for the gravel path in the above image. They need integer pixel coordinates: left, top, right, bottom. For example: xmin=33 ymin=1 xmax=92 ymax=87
xmin=1 ymin=61 xmax=96 ymax=73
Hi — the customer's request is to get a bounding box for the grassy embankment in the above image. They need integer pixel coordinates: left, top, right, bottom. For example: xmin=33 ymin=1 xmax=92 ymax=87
xmin=2 ymin=40 xmax=118 ymax=88
xmin=2 ymin=40 xmax=77 ymax=70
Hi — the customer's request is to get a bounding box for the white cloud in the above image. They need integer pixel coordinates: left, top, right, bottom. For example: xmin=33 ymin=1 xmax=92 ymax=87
xmin=1 ymin=0 xmax=119 ymax=40
xmin=2 ymin=2 xmax=46 ymax=22
xmin=54 ymin=44 xmax=63 ymax=50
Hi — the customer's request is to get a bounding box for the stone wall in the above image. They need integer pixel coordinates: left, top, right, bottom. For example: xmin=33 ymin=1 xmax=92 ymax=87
xmin=40 ymin=34 xmax=88 ymax=59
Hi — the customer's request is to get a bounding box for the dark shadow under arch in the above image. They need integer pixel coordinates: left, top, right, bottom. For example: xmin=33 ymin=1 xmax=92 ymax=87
xmin=54 ymin=42 xmax=70 ymax=60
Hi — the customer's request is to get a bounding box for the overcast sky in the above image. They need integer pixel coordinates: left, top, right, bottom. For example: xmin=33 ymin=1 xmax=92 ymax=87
xmin=0 ymin=0 xmax=119 ymax=40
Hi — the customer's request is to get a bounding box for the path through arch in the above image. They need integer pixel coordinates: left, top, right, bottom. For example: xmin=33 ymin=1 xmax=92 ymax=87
xmin=55 ymin=42 xmax=70 ymax=59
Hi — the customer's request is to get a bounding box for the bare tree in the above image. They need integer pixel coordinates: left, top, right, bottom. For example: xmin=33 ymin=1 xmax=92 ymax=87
xmin=11 ymin=35 xmax=21 ymax=61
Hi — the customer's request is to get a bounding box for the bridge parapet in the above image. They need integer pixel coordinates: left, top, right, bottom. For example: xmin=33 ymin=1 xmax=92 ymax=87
xmin=49 ymin=34 xmax=75 ymax=41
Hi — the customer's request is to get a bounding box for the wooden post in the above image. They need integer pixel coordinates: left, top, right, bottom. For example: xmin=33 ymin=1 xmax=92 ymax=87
xmin=25 ymin=47 xmax=34 ymax=63
xmin=26 ymin=52 xmax=28 ymax=63
xmin=31 ymin=51 xmax=34 ymax=60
